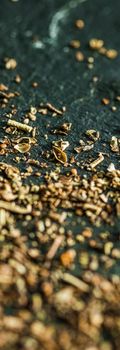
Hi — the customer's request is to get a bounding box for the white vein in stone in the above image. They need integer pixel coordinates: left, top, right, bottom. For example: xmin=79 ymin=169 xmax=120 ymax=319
xmin=49 ymin=0 xmax=88 ymax=42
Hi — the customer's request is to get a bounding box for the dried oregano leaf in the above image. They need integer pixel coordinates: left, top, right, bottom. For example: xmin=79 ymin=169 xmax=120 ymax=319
xmin=53 ymin=146 xmax=67 ymax=164
xmin=14 ymin=143 xmax=31 ymax=153
xmin=110 ymin=136 xmax=119 ymax=153
xmin=52 ymin=140 xmax=69 ymax=151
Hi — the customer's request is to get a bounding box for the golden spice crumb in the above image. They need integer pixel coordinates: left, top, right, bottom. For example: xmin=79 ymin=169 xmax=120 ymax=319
xmin=32 ymin=81 xmax=38 ymax=88
xmin=5 ymin=58 xmax=17 ymax=70
xmin=60 ymin=249 xmax=76 ymax=267
xmin=89 ymin=38 xmax=104 ymax=50
xmin=75 ymin=19 xmax=85 ymax=29
xmin=106 ymin=49 xmax=118 ymax=59
xmin=99 ymin=47 xmax=107 ymax=55
xmin=75 ymin=51 xmax=85 ymax=61
xmin=70 ymin=40 xmax=81 ymax=48
xmin=102 ymin=98 xmax=110 ymax=105
xmin=82 ymin=227 xmax=93 ymax=238
xmin=15 ymin=74 xmax=21 ymax=83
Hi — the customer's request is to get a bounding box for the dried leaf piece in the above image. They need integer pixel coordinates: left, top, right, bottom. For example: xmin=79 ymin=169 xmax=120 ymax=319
xmin=14 ymin=143 xmax=31 ymax=153
xmin=90 ymin=153 xmax=104 ymax=169
xmin=61 ymin=123 xmax=72 ymax=132
xmin=74 ymin=146 xmax=83 ymax=153
xmin=82 ymin=144 xmax=94 ymax=151
xmin=52 ymin=140 xmax=69 ymax=151
xmin=13 ymin=137 xmax=36 ymax=145
xmin=53 ymin=146 xmax=67 ymax=164
xmin=46 ymin=103 xmax=63 ymax=115
xmin=74 ymin=141 xmax=94 ymax=153
xmin=86 ymin=129 xmax=100 ymax=141
xmin=110 ymin=136 xmax=119 ymax=153
xmin=53 ymin=123 xmax=72 ymax=135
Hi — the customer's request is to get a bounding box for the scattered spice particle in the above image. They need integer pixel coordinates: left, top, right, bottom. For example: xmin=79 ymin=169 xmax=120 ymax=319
xmin=53 ymin=122 xmax=72 ymax=135
xmin=86 ymin=129 xmax=100 ymax=141
xmin=52 ymin=140 xmax=69 ymax=151
xmin=70 ymin=39 xmax=81 ymax=48
xmin=61 ymin=273 xmax=89 ymax=292
xmin=89 ymin=38 xmax=104 ymax=50
xmin=53 ymin=146 xmax=67 ymax=164
xmin=0 ymin=83 xmax=8 ymax=91
xmin=75 ymin=19 xmax=85 ymax=29
xmin=87 ymin=56 xmax=94 ymax=64
xmin=14 ymin=143 xmax=31 ymax=153
xmin=116 ymin=95 xmax=120 ymax=101
xmin=5 ymin=58 xmax=17 ymax=70
xmin=46 ymin=102 xmax=64 ymax=115
xmin=111 ymin=105 xmax=117 ymax=112
xmin=106 ymin=49 xmax=118 ymax=59
xmin=15 ymin=74 xmax=21 ymax=83
xmin=75 ymin=51 xmax=85 ymax=62
xmin=0 ymin=201 xmax=32 ymax=214
xmin=46 ymin=236 xmax=63 ymax=261
xmin=60 ymin=249 xmax=76 ymax=267
xmin=90 ymin=153 xmax=104 ymax=169
xmin=99 ymin=47 xmax=107 ymax=55
xmin=107 ymin=163 xmax=116 ymax=172
xmin=102 ymin=98 xmax=110 ymax=105
xmin=110 ymin=136 xmax=119 ymax=152
xmin=82 ymin=227 xmax=93 ymax=238
xmin=32 ymin=81 xmax=38 ymax=88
